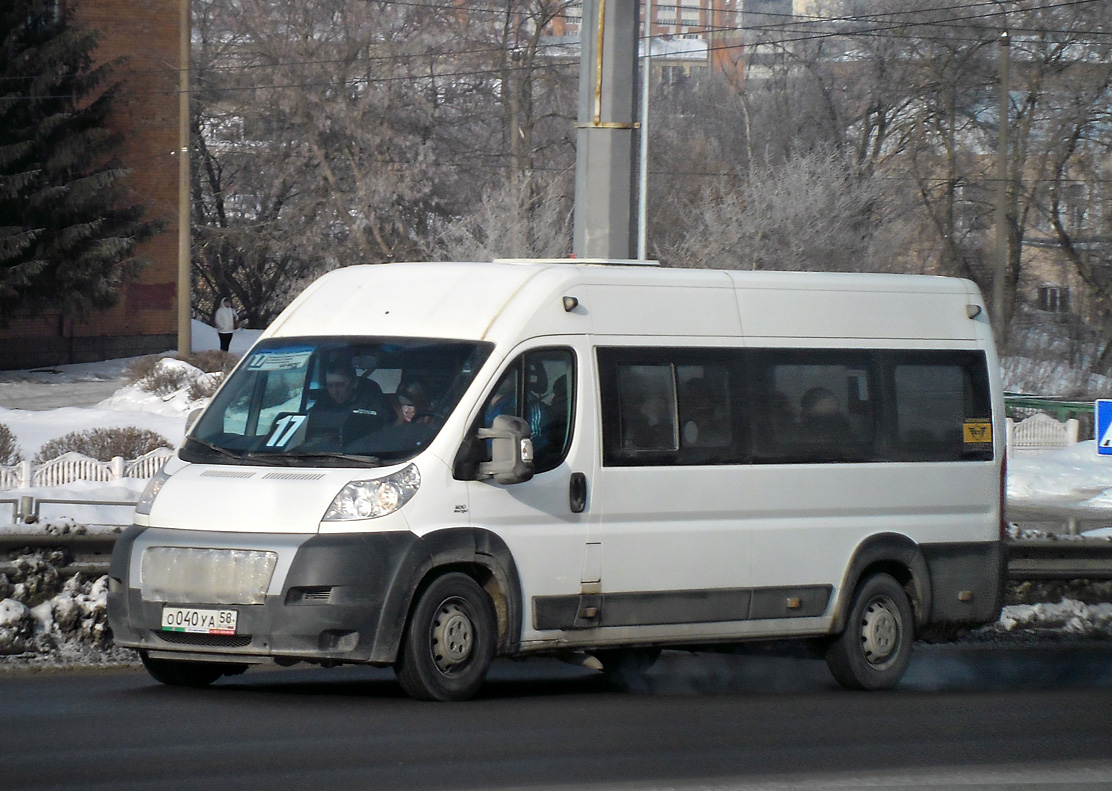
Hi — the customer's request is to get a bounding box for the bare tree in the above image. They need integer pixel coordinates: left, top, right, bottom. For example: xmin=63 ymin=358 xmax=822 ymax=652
xmin=434 ymin=174 xmax=573 ymax=261
xmin=190 ymin=0 xmax=577 ymax=325
xmin=658 ymin=146 xmax=882 ymax=272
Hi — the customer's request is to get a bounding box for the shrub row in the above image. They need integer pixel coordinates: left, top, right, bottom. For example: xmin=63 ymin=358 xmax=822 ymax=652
xmin=0 ymin=425 xmax=174 ymax=468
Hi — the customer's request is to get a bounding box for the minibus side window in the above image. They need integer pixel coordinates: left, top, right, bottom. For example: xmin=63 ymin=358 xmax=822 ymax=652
xmin=749 ymin=351 xmax=877 ymax=464
xmin=599 ymin=349 xmax=746 ymax=466
xmin=889 ymin=351 xmax=993 ymax=462
xmin=617 ymin=364 xmax=678 ymax=453
xmin=677 ymin=364 xmax=735 ymax=459
xmin=465 ymin=348 xmax=576 ymax=476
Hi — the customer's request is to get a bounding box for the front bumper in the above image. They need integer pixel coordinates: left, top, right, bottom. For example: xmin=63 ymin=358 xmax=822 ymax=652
xmin=107 ymin=525 xmax=423 ymax=666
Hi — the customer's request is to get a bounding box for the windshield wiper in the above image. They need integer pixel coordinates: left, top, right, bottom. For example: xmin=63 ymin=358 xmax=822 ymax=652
xmin=184 ymin=436 xmax=245 ymax=462
xmin=282 ymin=452 xmax=382 ymax=467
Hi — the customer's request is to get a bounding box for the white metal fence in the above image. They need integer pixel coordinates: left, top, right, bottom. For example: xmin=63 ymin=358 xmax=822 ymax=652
xmin=0 ymin=447 xmax=173 ymax=490
xmin=1006 ymin=414 xmax=1080 ymax=458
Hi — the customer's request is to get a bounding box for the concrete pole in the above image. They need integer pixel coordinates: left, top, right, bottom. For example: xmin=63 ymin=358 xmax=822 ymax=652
xmin=636 ymin=0 xmax=652 ymax=261
xmin=177 ymin=0 xmax=192 ymax=356
xmin=573 ymin=0 xmax=639 ymax=259
xmin=993 ymin=30 xmax=1010 ymax=348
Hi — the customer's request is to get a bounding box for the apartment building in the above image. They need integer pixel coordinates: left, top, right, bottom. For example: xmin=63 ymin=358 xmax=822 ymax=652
xmin=0 ymin=0 xmax=181 ymax=369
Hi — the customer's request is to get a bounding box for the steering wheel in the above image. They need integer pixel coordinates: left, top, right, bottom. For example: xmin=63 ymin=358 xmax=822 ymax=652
xmin=411 ymin=411 xmax=446 ymax=427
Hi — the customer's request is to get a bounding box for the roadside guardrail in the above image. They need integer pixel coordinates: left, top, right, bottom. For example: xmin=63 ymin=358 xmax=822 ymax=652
xmin=0 ymin=533 xmax=119 ymax=578
xmin=1 ymin=531 xmax=1110 ymax=582
xmin=1005 ymin=539 xmax=1112 ymax=581
xmin=0 ymin=495 xmax=135 ymax=578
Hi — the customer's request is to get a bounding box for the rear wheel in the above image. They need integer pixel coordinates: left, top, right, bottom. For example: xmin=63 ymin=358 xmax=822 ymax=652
xmin=825 ymin=573 xmax=914 ymax=691
xmin=395 ymin=573 xmax=496 ymax=701
xmin=139 ymin=651 xmax=245 ymax=688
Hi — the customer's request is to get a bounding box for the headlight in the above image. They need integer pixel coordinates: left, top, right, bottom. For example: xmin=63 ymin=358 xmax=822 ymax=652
xmin=135 ymin=465 xmax=172 ymax=515
xmin=323 ymin=463 xmax=421 ymax=521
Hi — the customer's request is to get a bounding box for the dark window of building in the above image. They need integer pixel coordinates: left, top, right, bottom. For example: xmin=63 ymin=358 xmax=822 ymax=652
xmin=1037 ymin=286 xmax=1070 ymax=313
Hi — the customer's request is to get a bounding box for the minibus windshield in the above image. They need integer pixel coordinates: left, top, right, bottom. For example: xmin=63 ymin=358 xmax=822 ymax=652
xmin=181 ymin=337 xmax=492 ymax=467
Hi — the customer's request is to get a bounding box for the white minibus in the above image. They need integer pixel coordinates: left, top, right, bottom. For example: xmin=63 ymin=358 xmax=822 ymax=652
xmin=107 ymin=260 xmax=1006 ymax=700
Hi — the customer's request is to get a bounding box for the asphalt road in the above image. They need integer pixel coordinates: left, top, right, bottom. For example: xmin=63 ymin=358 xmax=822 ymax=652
xmin=4 ymin=643 xmax=1112 ymax=791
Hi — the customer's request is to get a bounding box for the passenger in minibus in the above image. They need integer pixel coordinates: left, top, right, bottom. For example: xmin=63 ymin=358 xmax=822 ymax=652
xmin=623 ymin=390 xmax=675 ymax=450
xmin=680 ymin=378 xmax=730 ymax=447
xmin=391 ymin=380 xmax=429 ymax=424
xmin=798 ymin=387 xmax=853 ymax=444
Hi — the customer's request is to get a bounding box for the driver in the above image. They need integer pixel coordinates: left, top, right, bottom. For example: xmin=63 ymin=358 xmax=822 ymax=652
xmin=307 ymin=361 xmax=389 ymax=445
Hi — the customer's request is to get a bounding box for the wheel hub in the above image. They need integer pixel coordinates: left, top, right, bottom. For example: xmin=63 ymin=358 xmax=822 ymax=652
xmin=431 ymin=601 xmax=474 ymax=673
xmin=860 ymin=597 xmax=900 ymax=666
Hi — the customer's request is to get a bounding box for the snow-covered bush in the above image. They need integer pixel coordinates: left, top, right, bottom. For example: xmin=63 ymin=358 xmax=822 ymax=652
xmin=0 ymin=422 xmax=23 ymax=465
xmin=127 ymin=351 xmax=234 ymax=395
xmin=125 ymin=354 xmax=231 ymax=403
xmin=32 ymin=427 xmax=172 ymax=465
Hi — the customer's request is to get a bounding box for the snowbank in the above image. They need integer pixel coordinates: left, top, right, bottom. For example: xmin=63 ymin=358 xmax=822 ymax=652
xmin=0 ymin=555 xmax=135 ymax=666
xmin=1008 ymin=441 xmax=1112 ymax=506
xmin=0 ymin=480 xmax=148 ymax=535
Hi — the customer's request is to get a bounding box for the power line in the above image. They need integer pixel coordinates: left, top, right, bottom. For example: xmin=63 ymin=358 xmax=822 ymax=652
xmin=3 ymin=0 xmax=1110 ymax=93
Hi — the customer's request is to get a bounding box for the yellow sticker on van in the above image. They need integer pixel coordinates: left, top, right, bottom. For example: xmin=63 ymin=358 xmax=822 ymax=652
xmin=963 ymin=420 xmax=992 ymax=444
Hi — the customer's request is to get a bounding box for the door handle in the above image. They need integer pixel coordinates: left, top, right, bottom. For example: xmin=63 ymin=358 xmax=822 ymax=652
xmin=569 ymin=472 xmax=587 ymax=513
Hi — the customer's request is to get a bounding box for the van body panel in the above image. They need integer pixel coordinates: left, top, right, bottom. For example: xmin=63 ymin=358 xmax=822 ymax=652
xmin=463 ymin=337 xmax=595 ymax=644
xmin=733 ymin=276 xmax=980 ymax=343
xmin=265 ymin=263 xmax=536 ymax=342
xmin=143 ymin=463 xmax=377 ymax=534
xmin=582 ymin=281 xmax=742 ymax=337
xmin=745 ymin=461 xmax=1000 ymax=590
xmin=586 ymin=465 xmax=753 ymax=596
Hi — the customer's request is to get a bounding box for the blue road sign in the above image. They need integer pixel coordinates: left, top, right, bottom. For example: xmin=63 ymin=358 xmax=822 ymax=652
xmin=1097 ymin=400 xmax=1112 ymax=455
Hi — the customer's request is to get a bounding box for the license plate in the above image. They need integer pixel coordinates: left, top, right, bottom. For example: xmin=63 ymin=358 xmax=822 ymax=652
xmin=161 ymin=606 xmax=238 ymax=635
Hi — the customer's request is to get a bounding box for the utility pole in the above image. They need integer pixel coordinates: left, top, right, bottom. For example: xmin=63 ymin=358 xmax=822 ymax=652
xmin=573 ymin=0 xmax=639 ymax=259
xmin=993 ymin=29 xmax=1010 ymax=346
xmin=636 ymin=0 xmax=652 ymax=261
xmin=177 ymin=0 xmax=192 ymax=356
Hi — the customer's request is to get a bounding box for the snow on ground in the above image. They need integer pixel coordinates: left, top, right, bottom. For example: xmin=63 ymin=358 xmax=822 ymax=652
xmin=0 ymin=321 xmax=263 ymax=534
xmin=0 ymin=404 xmax=187 ymax=462
xmin=2 ymin=335 xmax=1112 ymax=665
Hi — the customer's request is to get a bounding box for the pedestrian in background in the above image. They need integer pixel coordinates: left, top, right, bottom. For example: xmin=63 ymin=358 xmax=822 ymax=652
xmin=214 ymin=297 xmax=238 ymax=352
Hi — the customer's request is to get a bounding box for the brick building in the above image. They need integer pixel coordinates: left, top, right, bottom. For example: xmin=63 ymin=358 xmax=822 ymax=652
xmin=0 ymin=0 xmax=181 ymax=369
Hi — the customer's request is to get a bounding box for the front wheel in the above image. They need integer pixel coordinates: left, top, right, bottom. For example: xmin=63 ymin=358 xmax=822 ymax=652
xmin=139 ymin=651 xmax=245 ymax=688
xmin=825 ymin=573 xmax=914 ymax=691
xmin=395 ymin=573 xmax=497 ymax=701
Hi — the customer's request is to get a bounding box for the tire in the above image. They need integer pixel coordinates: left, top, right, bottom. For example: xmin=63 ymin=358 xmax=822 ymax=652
xmin=139 ymin=650 xmax=243 ymax=688
xmin=825 ymin=572 xmax=914 ymax=691
xmin=395 ymin=572 xmax=497 ymax=702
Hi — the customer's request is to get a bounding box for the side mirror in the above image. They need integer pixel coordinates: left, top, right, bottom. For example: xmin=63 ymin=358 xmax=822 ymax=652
xmin=477 ymin=415 xmax=535 ymax=485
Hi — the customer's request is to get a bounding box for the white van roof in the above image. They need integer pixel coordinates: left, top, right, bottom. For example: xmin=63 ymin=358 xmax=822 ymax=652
xmin=262 ymin=260 xmax=987 ymax=345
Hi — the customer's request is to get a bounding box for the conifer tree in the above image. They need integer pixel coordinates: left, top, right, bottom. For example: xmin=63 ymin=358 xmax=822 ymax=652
xmin=0 ymin=0 xmax=156 ymax=323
